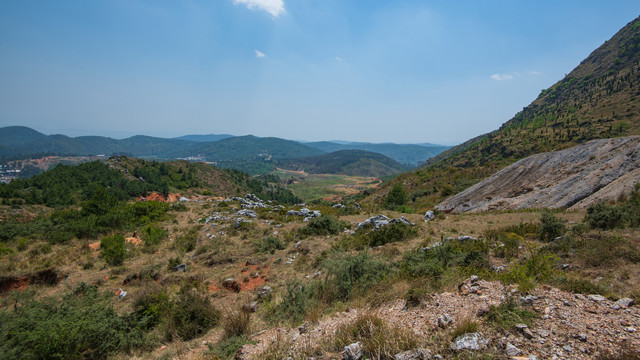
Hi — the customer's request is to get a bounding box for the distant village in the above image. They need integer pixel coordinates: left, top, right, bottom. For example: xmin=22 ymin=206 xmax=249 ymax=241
xmin=0 ymin=165 xmax=22 ymax=183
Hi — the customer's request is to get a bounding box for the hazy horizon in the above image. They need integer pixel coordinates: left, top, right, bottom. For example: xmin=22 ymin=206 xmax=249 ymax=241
xmin=1 ymin=1 xmax=639 ymax=144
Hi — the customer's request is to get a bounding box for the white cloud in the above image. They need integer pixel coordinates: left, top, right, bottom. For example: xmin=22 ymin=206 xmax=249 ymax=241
xmin=255 ymin=50 xmax=266 ymax=58
xmin=490 ymin=73 xmax=514 ymax=81
xmin=233 ymin=0 xmax=285 ymax=17
xmin=335 ymin=56 xmax=342 ymax=61
xmin=528 ymin=70 xmax=542 ymax=75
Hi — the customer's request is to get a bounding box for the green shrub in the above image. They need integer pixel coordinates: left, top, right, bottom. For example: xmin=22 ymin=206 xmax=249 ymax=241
xmin=100 ymin=234 xmax=127 ymax=266
xmin=395 ymin=205 xmax=414 ymax=214
xmin=339 ymin=223 xmax=417 ymax=250
xmin=586 ymin=202 xmax=626 ymax=229
xmin=493 ymin=232 xmax=522 ymax=261
xmin=300 ymin=215 xmax=342 ymax=237
xmin=0 ymin=283 xmax=149 ymax=360
xmin=400 ymin=238 xmax=490 ymax=279
xmin=269 ymin=281 xmax=319 ymax=325
xmin=207 ymin=335 xmax=255 ymax=360
xmin=485 ymin=296 xmax=536 ymax=331
xmin=385 ymin=183 xmax=407 ymax=209
xmin=323 ymin=252 xmax=391 ymax=302
xmin=166 ymin=288 xmax=220 ymax=341
xmin=174 ymin=227 xmax=198 ymax=253
xmin=255 ymin=235 xmax=285 ymax=254
xmin=142 ymin=224 xmax=167 ymax=251
xmin=132 ymin=288 xmax=170 ymax=329
xmin=540 ymin=212 xmax=566 ymax=241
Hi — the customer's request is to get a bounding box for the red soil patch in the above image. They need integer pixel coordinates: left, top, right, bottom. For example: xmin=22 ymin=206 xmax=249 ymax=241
xmin=214 ymin=262 xmax=271 ymax=293
xmin=166 ymin=193 xmax=181 ymax=202
xmin=89 ymin=241 xmax=100 ymax=250
xmin=0 ymin=269 xmax=64 ymax=293
xmin=239 ymin=263 xmax=270 ymax=291
xmin=125 ymin=236 xmax=143 ymax=246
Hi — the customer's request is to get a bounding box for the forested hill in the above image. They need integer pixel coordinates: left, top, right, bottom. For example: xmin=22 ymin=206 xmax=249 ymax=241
xmin=304 ymin=141 xmax=450 ymax=166
xmin=278 ymin=150 xmax=407 ymax=177
xmin=365 ymin=15 xmax=640 ymax=209
xmin=0 ymin=156 xmax=300 ymax=208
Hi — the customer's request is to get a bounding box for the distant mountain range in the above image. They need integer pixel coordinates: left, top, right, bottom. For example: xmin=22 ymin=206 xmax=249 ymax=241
xmin=0 ymin=126 xmax=449 ymax=177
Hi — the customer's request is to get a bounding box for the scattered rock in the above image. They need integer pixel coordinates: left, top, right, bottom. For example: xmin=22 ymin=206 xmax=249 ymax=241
xmin=506 ymin=342 xmax=522 ymax=356
xmin=520 ymin=295 xmax=538 ymax=305
xmin=237 ymin=209 xmax=258 ymax=218
xmin=222 ymin=278 xmax=241 ymax=293
xmin=343 ymin=342 xmax=363 ymax=360
xmin=437 ymin=314 xmax=454 ymax=328
xmin=333 ymin=204 xmax=344 ymax=208
xmin=588 ymin=294 xmax=606 ymax=302
xmin=173 ymin=263 xmax=187 ymax=272
xmin=451 ymin=333 xmax=488 ymax=351
xmin=424 ymin=210 xmax=435 ymax=221
xmin=242 ymin=302 xmax=258 ymax=313
xmin=616 ymin=298 xmax=634 ymax=309
xmin=394 ymin=348 xmax=430 ymax=360
xmin=257 ymin=286 xmax=272 ymax=299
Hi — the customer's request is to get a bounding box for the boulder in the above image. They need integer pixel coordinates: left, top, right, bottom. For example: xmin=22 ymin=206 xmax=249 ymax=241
xmin=451 ymin=333 xmax=488 ymax=351
xmin=437 ymin=314 xmax=454 ymax=328
xmin=394 ymin=348 xmax=430 ymax=360
xmin=616 ymin=298 xmax=634 ymax=308
xmin=222 ymin=278 xmax=241 ymax=293
xmin=237 ymin=209 xmax=258 ymax=218
xmin=173 ymin=263 xmax=187 ymax=272
xmin=343 ymin=342 xmax=363 ymax=360
xmin=506 ymin=343 xmax=522 ymax=356
xmin=424 ymin=210 xmax=435 ymax=221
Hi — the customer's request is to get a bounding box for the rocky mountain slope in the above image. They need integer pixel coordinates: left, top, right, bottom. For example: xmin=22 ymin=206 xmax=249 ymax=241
xmin=437 ymin=136 xmax=640 ymax=213
xmin=364 ymin=15 xmax=640 ymax=210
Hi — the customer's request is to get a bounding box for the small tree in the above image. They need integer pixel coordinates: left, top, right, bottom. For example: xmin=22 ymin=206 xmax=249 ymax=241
xmin=100 ymin=234 xmax=126 ymax=266
xmin=385 ymin=183 xmax=407 ymax=210
xmin=540 ymin=212 xmax=566 ymax=241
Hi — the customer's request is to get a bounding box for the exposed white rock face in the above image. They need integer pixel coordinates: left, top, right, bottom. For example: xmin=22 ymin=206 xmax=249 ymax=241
xmin=437 ymin=136 xmax=640 ymax=213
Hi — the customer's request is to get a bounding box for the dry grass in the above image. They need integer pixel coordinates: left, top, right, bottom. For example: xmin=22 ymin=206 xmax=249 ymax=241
xmin=324 ymin=312 xmax=420 ymax=360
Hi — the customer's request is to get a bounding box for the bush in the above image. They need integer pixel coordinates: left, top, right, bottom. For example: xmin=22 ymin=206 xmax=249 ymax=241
xmin=142 ymin=224 xmax=167 ymax=251
xmin=485 ymin=296 xmax=536 ymax=331
xmin=223 ymin=309 xmax=251 ymax=338
xmin=207 ymin=335 xmax=254 ymax=360
xmin=300 ymin=215 xmax=342 ymax=237
xmin=323 ymin=252 xmax=391 ymax=302
xmin=400 ymin=238 xmax=490 ymax=279
xmin=100 ymin=234 xmax=127 ymax=266
xmin=269 ymin=281 xmax=320 ymax=325
xmin=255 ymin=235 xmax=285 ymax=254
xmin=586 ymin=202 xmax=626 ymax=229
xmin=166 ymin=288 xmax=220 ymax=341
xmin=540 ymin=212 xmax=566 ymax=241
xmin=174 ymin=227 xmax=198 ymax=253
xmin=385 ymin=183 xmax=407 ymax=210
xmin=132 ymin=288 xmax=170 ymax=329
xmin=339 ymin=223 xmax=417 ymax=250
xmin=0 ymin=283 xmax=149 ymax=360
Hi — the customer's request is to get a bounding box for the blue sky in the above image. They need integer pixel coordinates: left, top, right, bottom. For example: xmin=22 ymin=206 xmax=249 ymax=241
xmin=0 ymin=1 xmax=639 ymax=144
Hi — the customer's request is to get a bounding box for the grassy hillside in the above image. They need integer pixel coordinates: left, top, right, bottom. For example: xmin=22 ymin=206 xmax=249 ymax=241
xmin=365 ymin=16 xmax=640 ymax=210
xmin=278 ymin=150 xmax=406 ymax=177
xmin=305 ymin=141 xmax=450 ymax=166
